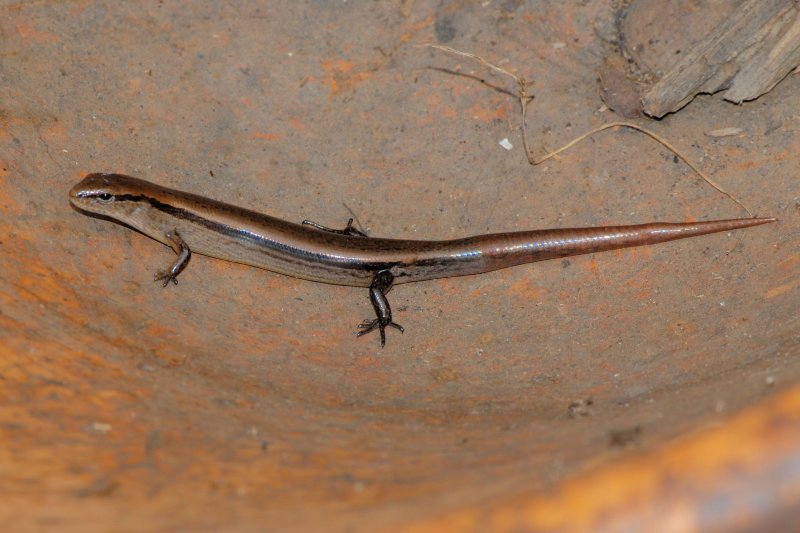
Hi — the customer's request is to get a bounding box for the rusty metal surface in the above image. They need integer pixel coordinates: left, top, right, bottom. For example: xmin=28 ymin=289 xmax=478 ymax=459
xmin=0 ymin=1 xmax=797 ymax=531
xmin=398 ymin=385 xmax=800 ymax=533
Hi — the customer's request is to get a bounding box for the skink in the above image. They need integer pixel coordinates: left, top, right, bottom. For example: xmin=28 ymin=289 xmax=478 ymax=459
xmin=68 ymin=173 xmax=775 ymax=346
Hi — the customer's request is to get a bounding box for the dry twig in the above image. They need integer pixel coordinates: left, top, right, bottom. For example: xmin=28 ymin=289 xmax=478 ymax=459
xmin=422 ymin=44 xmax=754 ymax=217
xmin=420 ymin=44 xmax=537 ymax=162
xmin=533 ymin=121 xmax=752 ymax=215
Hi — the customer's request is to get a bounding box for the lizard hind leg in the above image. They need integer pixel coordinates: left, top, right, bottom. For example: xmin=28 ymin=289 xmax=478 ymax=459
xmin=356 ymin=270 xmax=404 ymax=347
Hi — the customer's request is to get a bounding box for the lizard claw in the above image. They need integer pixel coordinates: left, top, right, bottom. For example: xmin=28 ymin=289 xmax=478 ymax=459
xmin=356 ymin=318 xmax=404 ymax=347
xmin=154 ymin=270 xmax=179 ymax=287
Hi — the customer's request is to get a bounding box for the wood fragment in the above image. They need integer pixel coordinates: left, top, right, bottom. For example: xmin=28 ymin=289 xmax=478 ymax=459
xmin=599 ymin=55 xmax=644 ymax=118
xmin=725 ymin=6 xmax=800 ymax=103
xmin=705 ymin=127 xmax=744 ymax=138
xmin=642 ymin=0 xmax=800 ymax=117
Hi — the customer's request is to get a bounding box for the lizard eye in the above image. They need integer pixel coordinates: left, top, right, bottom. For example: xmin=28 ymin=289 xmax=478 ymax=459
xmin=97 ymin=193 xmax=113 ymax=202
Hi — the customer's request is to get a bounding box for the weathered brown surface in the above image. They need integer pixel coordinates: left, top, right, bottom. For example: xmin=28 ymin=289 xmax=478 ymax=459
xmin=639 ymin=0 xmax=800 ymax=117
xmin=398 ymin=385 xmax=800 ymax=533
xmin=1 ymin=1 xmax=798 ymax=532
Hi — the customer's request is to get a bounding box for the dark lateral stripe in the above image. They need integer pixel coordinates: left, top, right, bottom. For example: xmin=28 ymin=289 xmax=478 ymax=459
xmin=115 ymin=194 xmax=256 ymax=241
xmin=116 ymin=193 xmax=333 ymax=260
xmin=113 ymin=194 xmax=390 ymax=274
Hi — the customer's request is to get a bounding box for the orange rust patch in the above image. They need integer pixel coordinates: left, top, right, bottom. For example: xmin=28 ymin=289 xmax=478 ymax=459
xmin=0 ymin=171 xmax=25 ymax=217
xmin=438 ymin=105 xmax=458 ymax=120
xmin=468 ymin=285 xmax=486 ymax=298
xmin=398 ymin=15 xmax=434 ymax=44
xmin=144 ymin=324 xmax=178 ymax=339
xmin=43 ymin=120 xmax=68 ymax=142
xmin=417 ymin=91 xmax=458 ymax=121
xmin=429 ymin=366 xmax=462 ymax=384
xmin=465 ymin=102 xmax=508 ymax=122
xmin=765 ymin=279 xmax=799 ymax=300
xmin=321 ymin=59 xmax=373 ymax=96
xmin=288 ymin=117 xmax=305 ymax=130
xmin=669 ymin=320 xmax=699 ymax=337
xmin=588 ymin=256 xmax=599 ymax=274
xmin=772 ymin=148 xmax=791 ymax=162
xmin=776 ymin=253 xmax=799 ymax=274
xmin=509 ymin=277 xmax=548 ymax=301
xmin=478 ymin=332 xmax=496 ymax=344
xmin=68 ymin=3 xmax=88 ymax=16
xmin=251 ymin=132 xmax=283 ymax=141
xmin=16 ymin=261 xmax=81 ymax=311
xmin=15 ymin=21 xmax=59 ymax=43
xmin=632 ymin=288 xmax=652 ymax=301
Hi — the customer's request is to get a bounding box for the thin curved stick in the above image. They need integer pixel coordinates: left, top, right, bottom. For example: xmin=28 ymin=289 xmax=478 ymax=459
xmin=419 ymin=44 xmax=527 ymax=90
xmin=422 ymin=44 xmax=754 ymax=217
xmin=533 ymin=122 xmax=753 ymax=216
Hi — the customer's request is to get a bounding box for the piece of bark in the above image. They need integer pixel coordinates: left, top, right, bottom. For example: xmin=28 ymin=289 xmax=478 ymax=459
xmin=642 ymin=0 xmax=800 ymax=117
xmin=599 ymin=54 xmax=644 ymax=118
xmin=705 ymin=127 xmax=744 ymax=137
xmin=725 ymin=7 xmax=800 ymax=102
xmin=620 ymin=0 xmax=740 ymax=79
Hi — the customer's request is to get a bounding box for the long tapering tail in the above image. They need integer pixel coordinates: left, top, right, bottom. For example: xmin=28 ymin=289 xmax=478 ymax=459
xmin=476 ymin=217 xmax=777 ymax=271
